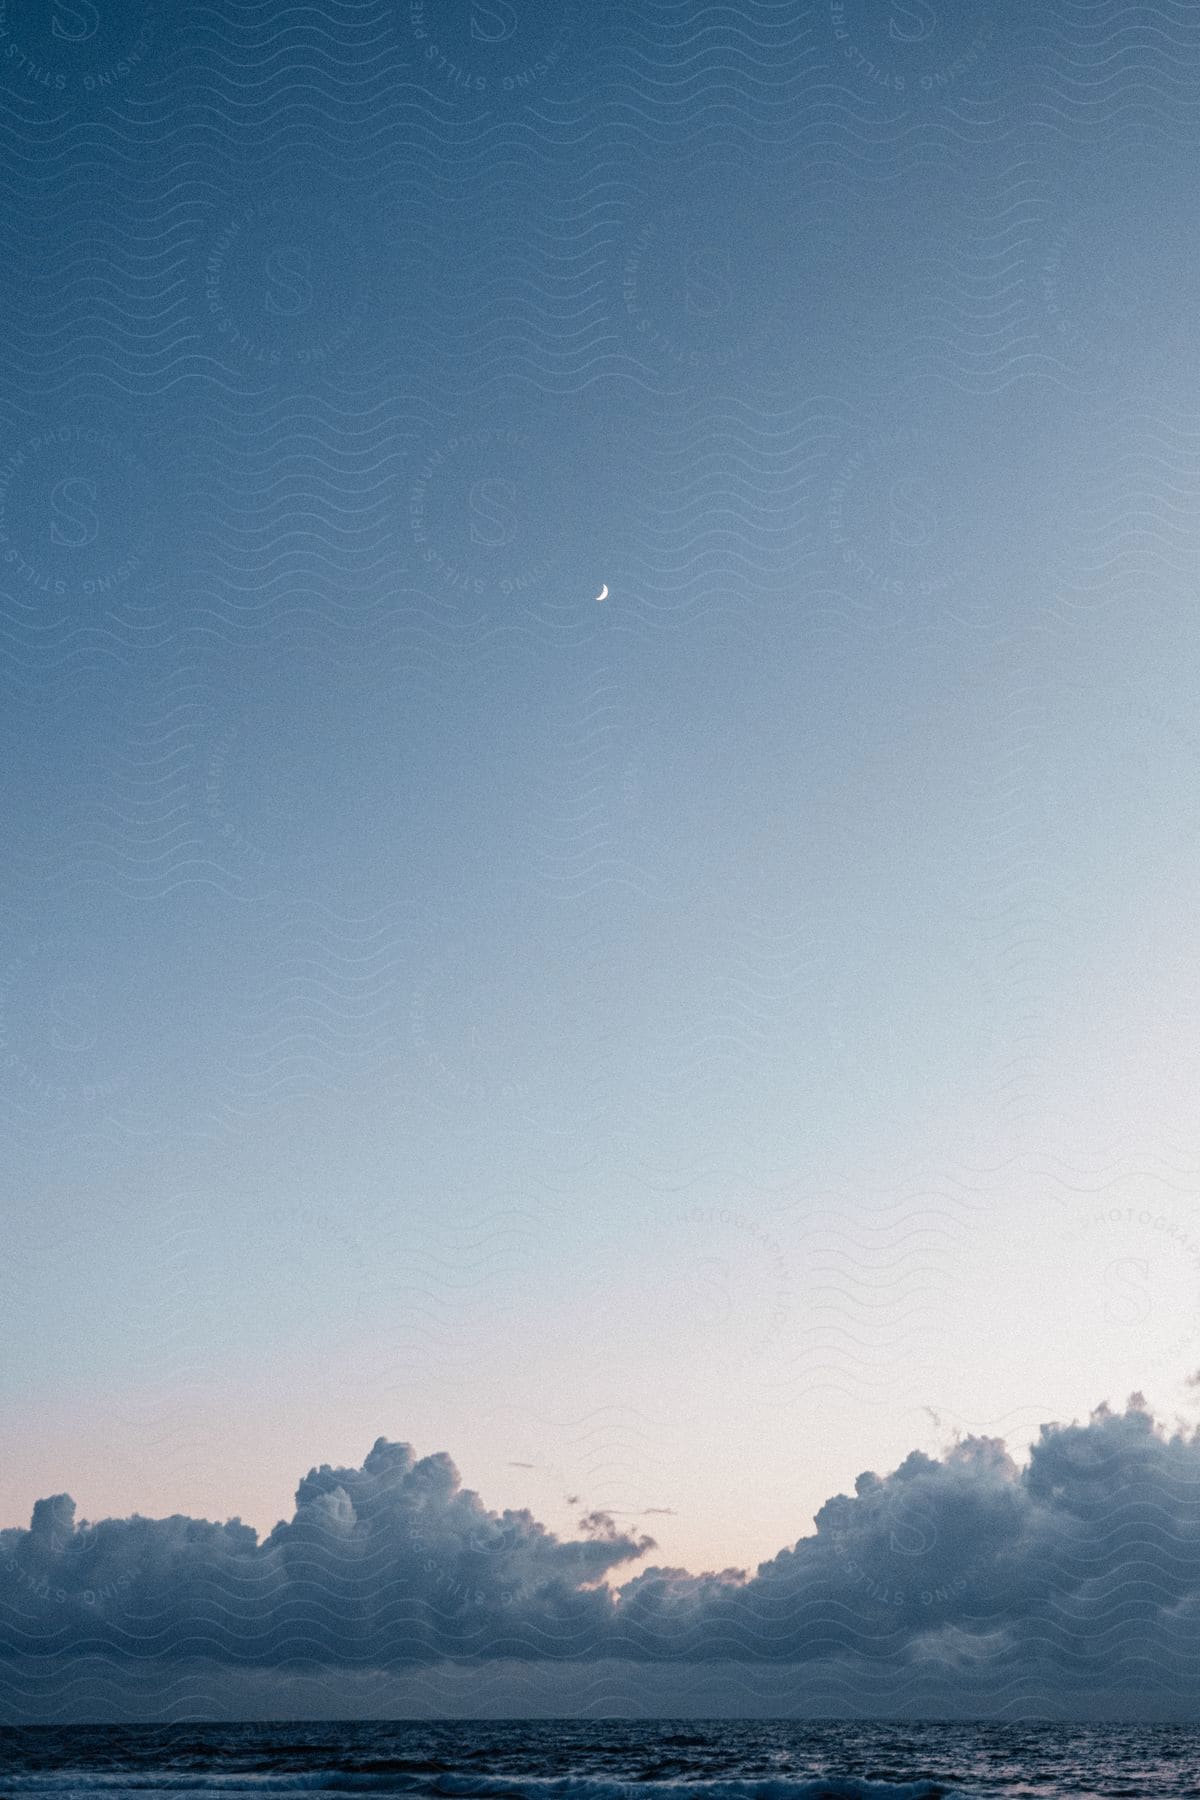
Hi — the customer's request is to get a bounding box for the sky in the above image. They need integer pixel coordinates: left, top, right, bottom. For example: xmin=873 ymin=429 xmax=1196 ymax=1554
xmin=4 ymin=0 xmax=1200 ymax=1718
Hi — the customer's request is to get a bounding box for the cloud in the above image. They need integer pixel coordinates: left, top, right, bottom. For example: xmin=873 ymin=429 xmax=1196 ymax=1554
xmin=0 ymin=1438 xmax=653 ymax=1672
xmin=4 ymin=1395 xmax=1200 ymax=1713
xmin=610 ymin=1397 xmax=1200 ymax=1681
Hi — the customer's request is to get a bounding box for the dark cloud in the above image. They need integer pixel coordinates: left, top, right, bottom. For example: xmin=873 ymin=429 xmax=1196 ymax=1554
xmin=4 ymin=1396 xmax=1200 ymax=1712
xmin=0 ymin=1439 xmax=652 ymax=1671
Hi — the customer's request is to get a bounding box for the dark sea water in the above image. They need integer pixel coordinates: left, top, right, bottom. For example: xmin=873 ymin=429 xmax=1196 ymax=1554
xmin=0 ymin=1721 xmax=1197 ymax=1800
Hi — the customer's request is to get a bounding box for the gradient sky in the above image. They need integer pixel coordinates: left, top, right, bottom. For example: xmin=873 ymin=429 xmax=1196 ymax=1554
xmin=4 ymin=0 xmax=1200 ymax=1612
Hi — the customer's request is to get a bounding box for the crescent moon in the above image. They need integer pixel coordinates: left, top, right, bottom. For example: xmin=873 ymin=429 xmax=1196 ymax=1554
xmin=595 ymin=584 xmax=608 ymax=602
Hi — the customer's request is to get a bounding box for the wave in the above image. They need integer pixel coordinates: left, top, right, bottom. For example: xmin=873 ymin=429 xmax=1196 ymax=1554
xmin=0 ymin=1773 xmax=965 ymax=1800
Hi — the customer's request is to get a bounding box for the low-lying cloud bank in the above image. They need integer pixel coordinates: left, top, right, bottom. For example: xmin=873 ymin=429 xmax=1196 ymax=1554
xmin=4 ymin=1395 xmax=1200 ymax=1713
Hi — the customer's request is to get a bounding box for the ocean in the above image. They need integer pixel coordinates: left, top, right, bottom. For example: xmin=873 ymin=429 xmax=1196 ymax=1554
xmin=0 ymin=1720 xmax=1196 ymax=1800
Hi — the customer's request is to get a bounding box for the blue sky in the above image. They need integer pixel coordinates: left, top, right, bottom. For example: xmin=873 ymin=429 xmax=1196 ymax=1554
xmin=4 ymin=0 xmax=1200 ymax=1683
